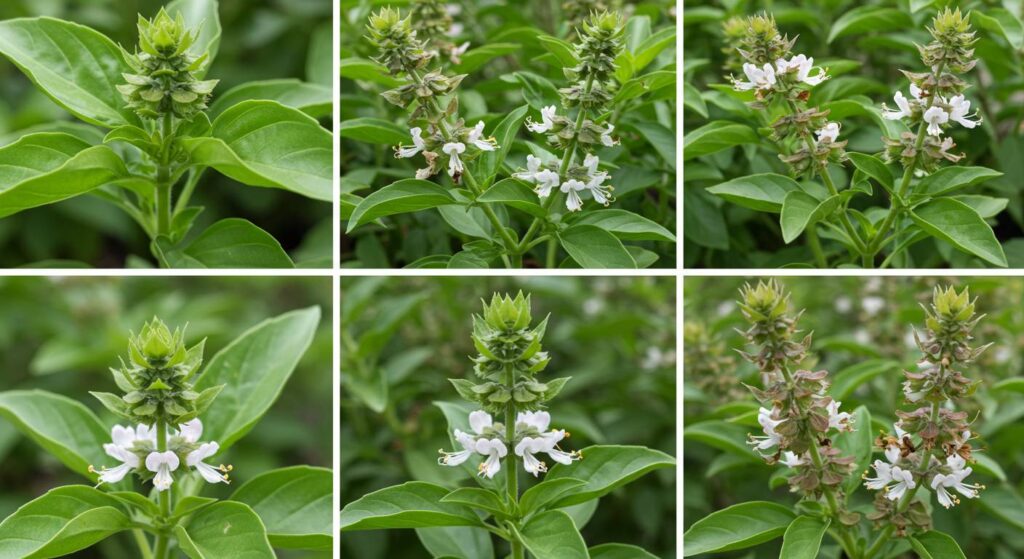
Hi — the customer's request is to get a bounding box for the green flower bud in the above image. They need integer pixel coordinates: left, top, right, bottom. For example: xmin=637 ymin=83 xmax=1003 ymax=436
xmin=563 ymin=11 xmax=624 ymax=112
xmin=119 ymin=9 xmax=218 ymax=120
xmin=93 ymin=318 xmax=221 ymax=425
xmin=737 ymin=280 xmax=811 ymax=373
xmin=921 ymin=8 xmax=977 ymax=74
xmin=366 ymin=7 xmax=432 ymax=76
xmin=734 ymin=13 xmax=796 ymax=66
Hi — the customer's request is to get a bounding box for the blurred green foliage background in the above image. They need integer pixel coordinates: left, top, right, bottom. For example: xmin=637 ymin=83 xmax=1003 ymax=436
xmin=0 ymin=276 xmax=333 ymax=558
xmin=684 ymin=276 xmax=1024 ymax=558
xmin=0 ymin=0 xmax=332 ymax=267
xmin=341 ymin=276 xmax=677 ymax=557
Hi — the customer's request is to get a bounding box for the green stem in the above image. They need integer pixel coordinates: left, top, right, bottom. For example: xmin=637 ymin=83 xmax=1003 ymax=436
xmin=155 ymin=112 xmax=175 ymax=239
xmin=153 ymin=417 xmax=171 ymax=559
xmin=863 ymin=402 xmax=939 ymax=559
xmin=805 ymin=227 xmax=827 ymax=267
xmin=504 ymin=362 xmax=524 ymax=559
xmin=132 ymin=529 xmax=154 ymax=559
xmin=545 ymin=237 xmax=558 ymax=268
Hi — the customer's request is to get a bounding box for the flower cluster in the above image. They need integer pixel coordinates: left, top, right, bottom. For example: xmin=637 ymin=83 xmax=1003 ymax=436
xmin=682 ymin=321 xmax=742 ymax=403
xmin=864 ymin=286 xmax=987 ymax=536
xmin=90 ymin=418 xmax=230 ymax=491
xmin=440 ymin=293 xmax=580 ymax=479
xmin=880 ymin=9 xmax=981 ymax=172
xmin=439 ymin=409 xmax=580 ymax=478
xmin=738 ymin=281 xmax=858 ymax=514
xmin=728 ymin=14 xmax=843 ymax=176
xmin=369 ymin=8 xmax=499 ymax=185
xmin=409 ymin=0 xmax=469 ymax=64
xmin=515 ymin=11 xmax=623 ymax=211
xmin=118 ymin=9 xmax=218 ymax=120
xmin=91 ymin=318 xmax=221 ymax=426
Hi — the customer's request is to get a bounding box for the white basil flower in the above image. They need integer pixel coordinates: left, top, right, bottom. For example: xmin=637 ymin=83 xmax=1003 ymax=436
xmin=894 ymin=421 xmax=908 ymax=439
xmin=146 ymin=451 xmax=180 ymax=492
xmin=467 ymin=121 xmax=497 ymax=151
xmin=187 ymin=442 xmax=229 ymax=485
xmin=438 ymin=429 xmax=477 ymax=466
xmin=923 ymin=106 xmax=949 ymax=136
xmin=440 ymin=410 xmax=504 ymax=475
xmin=396 ymin=127 xmax=427 ymax=158
xmin=816 ymin=122 xmax=840 ymax=143
xmin=94 ymin=425 xmax=143 ymax=484
xmin=779 ymin=451 xmax=804 ymax=468
xmin=560 ymin=179 xmax=587 ymax=212
xmin=883 ymin=90 xmax=913 ymax=120
xmin=599 ymin=123 xmax=617 ymax=146
xmin=526 ymin=105 xmax=558 ymax=133
xmin=733 ymin=62 xmax=776 ymax=92
xmin=863 ymin=460 xmax=894 ymax=490
xmin=862 ymin=296 xmax=885 ymax=316
xmin=514 ymin=155 xmax=543 ymax=181
xmin=450 ymin=42 xmax=470 ymax=64
xmin=442 ymin=142 xmax=466 ymax=177
xmin=779 ymin=54 xmax=828 ymax=86
xmin=826 ymin=400 xmax=853 ymax=432
xmin=946 ymin=95 xmax=980 ymax=129
xmin=749 ymin=406 xmax=785 ymax=451
xmin=515 ymin=437 xmax=551 ymax=476
xmin=475 ymin=438 xmax=507 ymax=479
xmin=178 ymin=418 xmax=203 ymax=443
xmin=884 ymin=466 xmax=916 ymax=500
xmin=514 ymin=411 xmax=580 ymax=476
xmin=929 ymin=454 xmax=983 ymax=508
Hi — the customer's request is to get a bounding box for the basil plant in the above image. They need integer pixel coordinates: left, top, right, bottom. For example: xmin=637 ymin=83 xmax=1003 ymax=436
xmin=0 ymin=1 xmax=331 ymax=268
xmin=0 ymin=310 xmax=330 ymax=557
xmin=340 ymin=293 xmax=676 ymax=558
xmin=341 ymin=2 xmax=676 ymax=269
xmin=684 ymin=281 xmax=998 ymax=558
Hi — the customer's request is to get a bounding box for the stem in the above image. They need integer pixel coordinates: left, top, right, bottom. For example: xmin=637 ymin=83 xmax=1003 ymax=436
xmin=545 ymin=237 xmax=558 ymax=268
xmin=503 ymin=362 xmax=524 ymax=559
xmin=132 ymin=529 xmax=154 ymax=559
xmin=863 ymin=402 xmax=939 ymax=559
xmin=155 ymin=112 xmax=174 ymax=238
xmin=805 ymin=227 xmax=827 ymax=267
xmin=153 ymin=417 xmax=171 ymax=559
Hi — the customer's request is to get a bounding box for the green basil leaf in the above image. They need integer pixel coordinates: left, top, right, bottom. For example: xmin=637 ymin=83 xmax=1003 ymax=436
xmin=846 ymin=153 xmax=894 ymax=192
xmin=478 ymin=105 xmax=529 ymax=187
xmin=231 ymin=465 xmax=332 ymax=549
xmin=572 ymin=209 xmax=676 ymax=242
xmin=545 ymin=445 xmax=675 ymax=507
xmin=209 ymin=79 xmax=331 ymax=119
xmin=909 ymin=530 xmax=967 ymax=559
xmin=631 ymin=120 xmax=676 ymax=170
xmin=176 ymin=501 xmax=274 ymax=559
xmin=780 ymin=192 xmax=841 ymax=244
xmin=973 ymin=485 xmax=1024 ymax=530
xmin=347 ymin=179 xmax=458 ymax=232
xmin=165 ymin=0 xmax=221 ymax=78
xmin=416 ymin=526 xmax=495 ymax=559
xmin=340 ymin=57 xmax=402 ymax=87
xmin=340 ymin=482 xmax=484 ymax=530
xmin=452 ymin=43 xmax=521 ymax=73
xmin=155 ymin=218 xmax=294 ymax=269
xmin=518 ymin=478 xmax=587 ymax=515
xmin=953 ymin=195 xmax=1008 ymax=219
xmin=0 ymin=133 xmax=129 ymax=218
xmin=914 ymin=166 xmax=1003 ymax=197
xmin=558 ymin=225 xmax=638 ymax=268
xmin=972 ymin=9 xmax=1024 ymax=50
xmin=479 ymin=178 xmax=546 ymax=218
xmin=830 ymin=359 xmax=899 ymax=400
xmin=170 ymin=496 xmax=217 ymax=521
xmin=537 ymin=35 xmax=578 ymax=68
xmin=683 ymin=82 xmax=708 ymax=118
xmin=828 ymin=6 xmax=913 ymax=43
xmin=193 ymin=307 xmax=320 ymax=450
xmin=0 ymin=390 xmax=108 ymax=478
xmin=633 ymin=26 xmax=675 ymax=71
xmin=589 ymin=543 xmax=659 ymax=558
xmin=0 ymin=17 xmax=139 ymax=127
xmin=516 ymin=510 xmax=588 ymax=559
xmin=682 ymin=501 xmax=795 ymax=556
xmin=683 ymin=420 xmax=752 ymax=456
xmin=0 ymin=485 xmax=131 ymax=558
xmin=779 ymin=516 xmax=830 ymax=559
xmin=183 ymin=100 xmax=332 ymax=201
xmin=683 ymin=121 xmax=759 ymax=160
xmin=440 ymin=487 xmax=510 ymax=518
xmin=339 ymin=117 xmax=410 ymax=145
xmin=306 ymin=23 xmax=332 ymax=86
xmin=992 ymin=378 xmax=1024 ymax=394
xmin=707 ymin=173 xmax=801 ymax=213
xmin=910 ymin=198 xmax=1007 ymax=267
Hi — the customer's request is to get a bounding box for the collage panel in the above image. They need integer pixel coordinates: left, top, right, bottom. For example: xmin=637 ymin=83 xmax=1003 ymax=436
xmin=682 ymin=1 xmax=1023 ymax=269
xmin=0 ymin=0 xmax=332 ymax=269
xmin=682 ymin=276 xmax=1024 ymax=557
xmin=0 ymin=276 xmax=333 ymax=557
xmin=340 ymin=0 xmax=678 ymax=269
xmin=340 ymin=276 xmax=677 ymax=557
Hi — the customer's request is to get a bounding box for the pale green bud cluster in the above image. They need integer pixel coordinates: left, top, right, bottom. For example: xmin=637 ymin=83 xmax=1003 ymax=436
xmin=366 ymin=7 xmax=432 ymax=75
xmin=734 ymin=13 xmax=795 ymax=67
xmin=450 ymin=293 xmax=570 ymax=414
xmin=737 ymin=279 xmax=810 ymax=373
xmin=921 ymin=8 xmax=977 ymax=74
xmin=561 ymin=11 xmax=624 ymax=111
xmin=118 ymin=9 xmax=218 ymax=120
xmin=91 ymin=318 xmax=222 ymax=425
xmin=562 ymin=0 xmax=623 ymax=29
